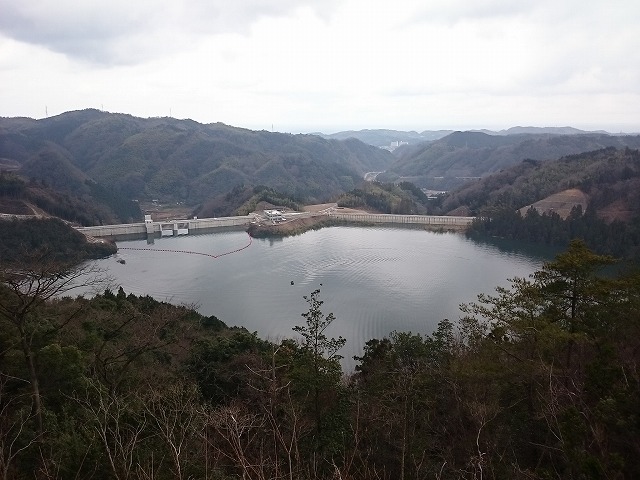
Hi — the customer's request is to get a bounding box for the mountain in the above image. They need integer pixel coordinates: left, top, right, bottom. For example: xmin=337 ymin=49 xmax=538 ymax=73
xmin=440 ymin=147 xmax=640 ymax=257
xmin=313 ymin=129 xmax=454 ymax=150
xmin=313 ymin=126 xmax=616 ymax=151
xmin=0 ymin=110 xmax=395 ymax=220
xmin=473 ymin=126 xmax=611 ymax=136
xmin=379 ymin=131 xmax=640 ymax=190
xmin=440 ymin=147 xmax=640 ymax=218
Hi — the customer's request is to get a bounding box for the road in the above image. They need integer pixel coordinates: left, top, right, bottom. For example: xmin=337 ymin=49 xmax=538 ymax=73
xmin=364 ymin=171 xmax=383 ymax=181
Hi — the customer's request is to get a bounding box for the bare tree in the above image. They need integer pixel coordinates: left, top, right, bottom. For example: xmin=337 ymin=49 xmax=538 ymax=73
xmin=245 ymin=344 xmax=313 ymax=480
xmin=90 ymin=301 xmax=187 ymax=394
xmin=73 ymin=380 xmax=149 ymax=480
xmin=141 ymin=380 xmax=204 ymax=480
xmin=202 ymin=401 xmax=268 ymax=480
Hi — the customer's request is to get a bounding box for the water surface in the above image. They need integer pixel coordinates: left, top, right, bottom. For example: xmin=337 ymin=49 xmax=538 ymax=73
xmin=91 ymin=226 xmax=548 ymax=369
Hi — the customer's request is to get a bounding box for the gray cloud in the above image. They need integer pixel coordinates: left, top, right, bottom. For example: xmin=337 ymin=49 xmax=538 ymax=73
xmin=0 ymin=0 xmax=339 ymax=65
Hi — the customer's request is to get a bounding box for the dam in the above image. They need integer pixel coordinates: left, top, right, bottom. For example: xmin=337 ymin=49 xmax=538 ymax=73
xmin=76 ymin=215 xmax=253 ymax=240
xmin=75 ymin=211 xmax=475 ymax=240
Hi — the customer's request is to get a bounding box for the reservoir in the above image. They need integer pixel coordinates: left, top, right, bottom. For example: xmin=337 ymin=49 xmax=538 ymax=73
xmin=90 ymin=226 xmax=550 ymax=369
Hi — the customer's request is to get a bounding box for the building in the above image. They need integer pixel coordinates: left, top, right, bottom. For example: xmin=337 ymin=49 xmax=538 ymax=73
xmin=264 ymin=209 xmax=284 ymax=222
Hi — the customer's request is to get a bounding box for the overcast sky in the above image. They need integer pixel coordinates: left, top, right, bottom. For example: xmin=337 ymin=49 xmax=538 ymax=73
xmin=1 ymin=0 xmax=638 ymax=133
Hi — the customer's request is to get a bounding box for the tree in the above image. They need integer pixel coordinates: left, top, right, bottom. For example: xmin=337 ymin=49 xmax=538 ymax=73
xmin=293 ymin=289 xmax=346 ymax=370
xmin=0 ymin=375 xmax=38 ymax=480
xmin=142 ymin=380 xmax=204 ymax=480
xmin=351 ymin=324 xmax=460 ymax=480
xmin=457 ymin=240 xmax=640 ymax=477
xmin=292 ymin=288 xmax=346 ymax=470
xmin=0 ymin=251 xmax=109 ymax=436
xmin=533 ymin=239 xmax=616 ymax=334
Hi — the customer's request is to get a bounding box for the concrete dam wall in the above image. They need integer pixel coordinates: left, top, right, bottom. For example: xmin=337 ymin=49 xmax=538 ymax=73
xmin=76 ymin=213 xmax=474 ymax=240
xmin=77 ymin=216 xmax=253 ymax=239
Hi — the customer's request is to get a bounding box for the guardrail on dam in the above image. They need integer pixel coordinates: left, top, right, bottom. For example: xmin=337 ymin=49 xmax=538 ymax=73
xmin=329 ymin=212 xmax=475 ymax=226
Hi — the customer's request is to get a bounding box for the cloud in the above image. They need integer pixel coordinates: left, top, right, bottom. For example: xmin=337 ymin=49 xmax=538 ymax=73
xmin=0 ymin=0 xmax=339 ymax=65
xmin=1 ymin=0 xmax=639 ymax=132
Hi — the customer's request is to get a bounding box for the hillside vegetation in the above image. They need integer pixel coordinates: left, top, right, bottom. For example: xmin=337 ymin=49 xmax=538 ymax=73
xmin=442 ymin=147 xmax=640 ymax=217
xmin=195 ymin=184 xmax=304 ymax=218
xmin=0 ymin=110 xmax=394 ymax=216
xmin=380 ymin=131 xmax=640 ymax=190
xmin=0 ymin=171 xmax=140 ymax=225
xmin=335 ymin=181 xmax=432 ymax=215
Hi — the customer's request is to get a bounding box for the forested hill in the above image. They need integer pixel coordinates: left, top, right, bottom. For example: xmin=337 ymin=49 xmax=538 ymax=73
xmin=441 ymin=147 xmax=640 ymax=217
xmin=440 ymin=147 xmax=640 ymax=258
xmin=379 ymin=131 xmax=640 ymax=190
xmin=0 ymin=110 xmax=394 ymax=213
xmin=0 ymin=171 xmax=140 ymax=225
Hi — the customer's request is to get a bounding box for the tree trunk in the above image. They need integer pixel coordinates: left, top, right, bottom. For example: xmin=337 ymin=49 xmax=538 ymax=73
xmin=20 ymin=329 xmax=43 ymax=436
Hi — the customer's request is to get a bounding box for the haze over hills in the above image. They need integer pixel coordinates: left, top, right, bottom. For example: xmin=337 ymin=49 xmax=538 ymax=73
xmin=313 ymin=126 xmax=624 ymax=151
xmin=313 ymin=129 xmax=455 ymax=149
xmin=378 ymin=131 xmax=640 ymax=190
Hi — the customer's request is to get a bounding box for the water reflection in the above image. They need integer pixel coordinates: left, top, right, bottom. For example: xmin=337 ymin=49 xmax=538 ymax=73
xmin=466 ymin=233 xmax=561 ymax=260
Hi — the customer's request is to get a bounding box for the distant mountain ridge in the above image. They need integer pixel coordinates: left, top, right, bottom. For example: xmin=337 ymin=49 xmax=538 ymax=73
xmin=313 ymin=129 xmax=455 ymax=149
xmin=378 ymin=131 xmax=640 ymax=190
xmin=313 ymin=126 xmax=622 ymax=151
xmin=472 ymin=126 xmax=612 ymax=136
xmin=3 ymin=110 xmax=638 ymax=226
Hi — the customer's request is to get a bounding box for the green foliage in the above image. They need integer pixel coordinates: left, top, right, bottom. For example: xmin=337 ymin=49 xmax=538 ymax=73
xmin=335 ymin=181 xmax=432 ymax=214
xmin=470 ymin=205 xmax=640 ymax=258
xmin=289 ymin=289 xmax=348 ymax=468
xmin=189 ymin=329 xmax=270 ymax=404
xmin=294 ymin=288 xmax=346 ymax=365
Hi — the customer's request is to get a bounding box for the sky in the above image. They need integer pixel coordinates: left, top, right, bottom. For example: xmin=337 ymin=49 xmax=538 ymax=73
xmin=1 ymin=0 xmax=639 ymax=134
